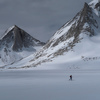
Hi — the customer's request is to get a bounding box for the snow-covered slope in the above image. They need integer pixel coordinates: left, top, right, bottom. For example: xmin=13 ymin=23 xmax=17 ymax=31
xmin=0 ymin=25 xmax=45 ymax=67
xmin=26 ymin=0 xmax=100 ymax=68
xmin=3 ymin=0 xmax=100 ymax=69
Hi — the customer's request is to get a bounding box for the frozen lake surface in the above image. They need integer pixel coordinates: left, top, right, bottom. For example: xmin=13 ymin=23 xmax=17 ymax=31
xmin=0 ymin=69 xmax=100 ymax=100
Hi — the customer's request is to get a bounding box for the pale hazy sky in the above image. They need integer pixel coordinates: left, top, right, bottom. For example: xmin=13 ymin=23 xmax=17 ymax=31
xmin=0 ymin=0 xmax=91 ymax=42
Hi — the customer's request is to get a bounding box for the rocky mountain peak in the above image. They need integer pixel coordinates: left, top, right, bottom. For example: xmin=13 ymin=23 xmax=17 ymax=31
xmin=0 ymin=25 xmax=45 ymax=51
xmin=0 ymin=25 xmax=45 ymax=67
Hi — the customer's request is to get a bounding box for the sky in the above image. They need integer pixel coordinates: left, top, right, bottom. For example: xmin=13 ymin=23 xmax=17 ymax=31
xmin=0 ymin=0 xmax=91 ymax=42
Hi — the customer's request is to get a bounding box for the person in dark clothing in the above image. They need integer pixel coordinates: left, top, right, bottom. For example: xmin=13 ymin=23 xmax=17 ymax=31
xmin=69 ymin=75 xmax=72 ymax=80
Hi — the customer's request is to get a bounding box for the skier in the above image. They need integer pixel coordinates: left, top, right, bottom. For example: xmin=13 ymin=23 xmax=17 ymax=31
xmin=69 ymin=75 xmax=72 ymax=80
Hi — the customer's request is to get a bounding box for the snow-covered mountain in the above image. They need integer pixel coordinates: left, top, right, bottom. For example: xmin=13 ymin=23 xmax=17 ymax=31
xmin=2 ymin=0 xmax=100 ymax=69
xmin=26 ymin=0 xmax=100 ymax=67
xmin=0 ymin=25 xmax=45 ymax=67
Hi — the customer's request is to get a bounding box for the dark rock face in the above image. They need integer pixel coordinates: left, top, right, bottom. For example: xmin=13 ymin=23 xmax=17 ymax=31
xmin=13 ymin=26 xmax=23 ymax=51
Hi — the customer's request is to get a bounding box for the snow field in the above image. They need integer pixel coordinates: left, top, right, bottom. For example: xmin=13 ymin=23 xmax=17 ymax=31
xmin=0 ymin=69 xmax=100 ymax=100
